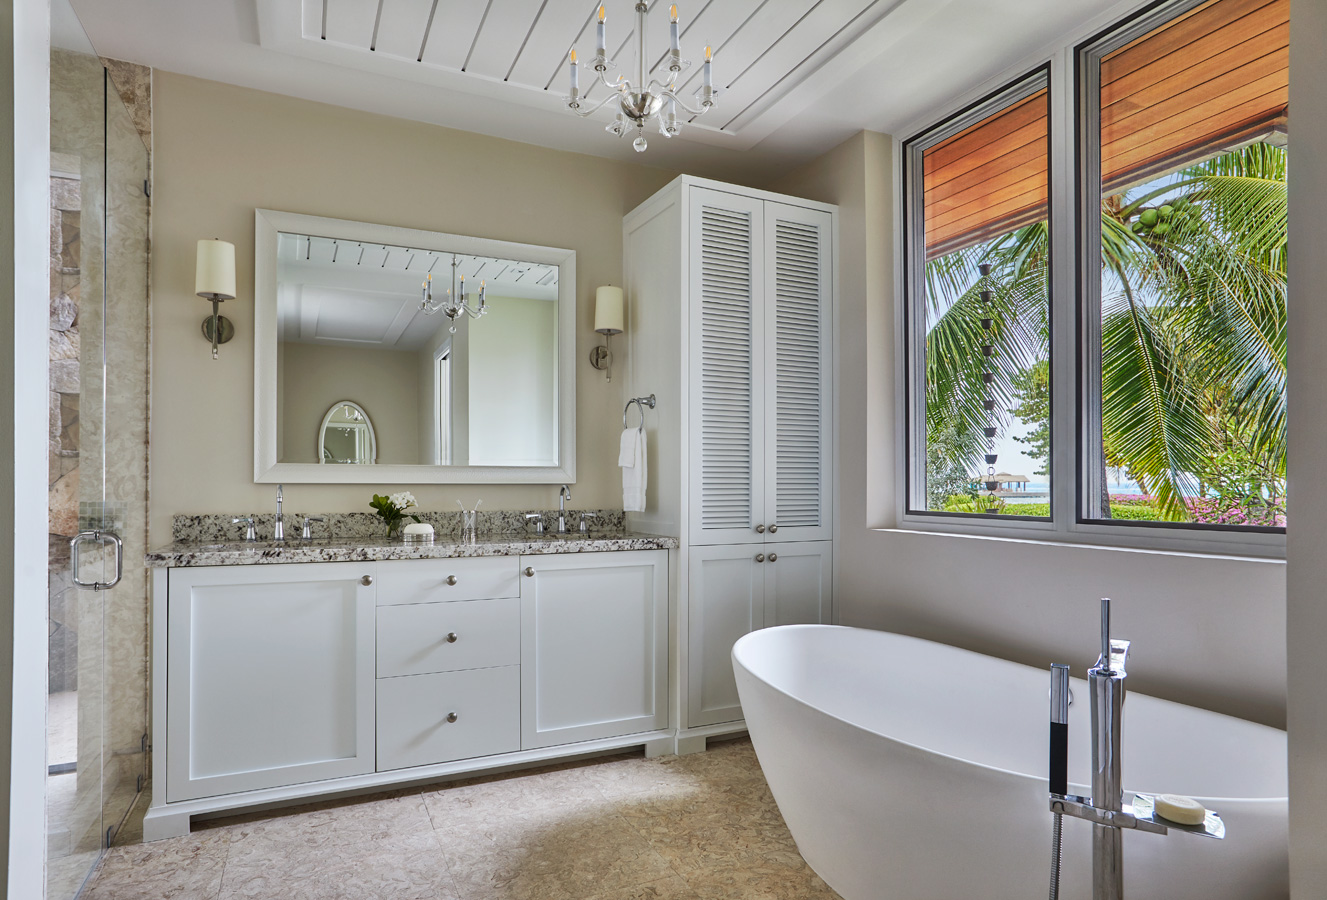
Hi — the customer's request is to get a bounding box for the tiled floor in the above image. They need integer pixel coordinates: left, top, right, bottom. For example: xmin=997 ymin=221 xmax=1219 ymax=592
xmin=81 ymin=738 xmax=844 ymax=900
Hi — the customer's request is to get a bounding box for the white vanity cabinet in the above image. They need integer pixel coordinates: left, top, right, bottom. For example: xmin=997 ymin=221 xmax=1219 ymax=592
xmin=163 ymin=562 xmax=377 ymax=802
xmin=519 ymin=550 xmax=669 ymax=749
xmin=623 ymin=176 xmax=835 ymax=745
xmin=146 ymin=545 xmax=674 ymax=840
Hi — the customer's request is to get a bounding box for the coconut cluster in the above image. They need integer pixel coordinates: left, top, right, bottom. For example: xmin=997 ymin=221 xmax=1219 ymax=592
xmin=1129 ymin=196 xmax=1198 ymax=239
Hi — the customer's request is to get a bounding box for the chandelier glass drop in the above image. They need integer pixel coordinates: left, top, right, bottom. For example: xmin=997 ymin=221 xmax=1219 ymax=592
xmin=566 ymin=3 xmax=716 ymax=153
xmin=421 ymin=255 xmax=487 ymax=334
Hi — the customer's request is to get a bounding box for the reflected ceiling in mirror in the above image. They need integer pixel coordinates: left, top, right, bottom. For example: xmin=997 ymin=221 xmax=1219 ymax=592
xmin=254 ymin=210 xmax=576 ymax=485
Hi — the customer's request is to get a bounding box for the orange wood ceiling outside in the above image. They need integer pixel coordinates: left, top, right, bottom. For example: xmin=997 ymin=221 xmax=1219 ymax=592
xmin=923 ymin=90 xmax=1049 ymax=261
xmin=921 ymin=0 xmax=1287 ymax=261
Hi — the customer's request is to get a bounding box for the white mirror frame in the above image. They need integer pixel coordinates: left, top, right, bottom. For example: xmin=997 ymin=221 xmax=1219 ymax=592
xmin=254 ymin=209 xmax=576 ymax=484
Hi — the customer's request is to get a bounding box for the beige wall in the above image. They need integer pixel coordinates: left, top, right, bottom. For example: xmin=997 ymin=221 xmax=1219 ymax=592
xmin=149 ymin=72 xmax=677 ymax=543
xmin=767 ymin=131 xmax=1288 ymax=729
xmin=467 ymin=296 xmax=557 ymax=466
xmin=1285 ymin=0 xmax=1327 ymax=890
xmin=280 ymin=342 xmax=419 ymax=465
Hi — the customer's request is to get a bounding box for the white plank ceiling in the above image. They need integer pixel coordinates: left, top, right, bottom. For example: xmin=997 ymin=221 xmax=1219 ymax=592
xmin=265 ymin=0 xmax=904 ymax=141
xmin=276 ymin=231 xmax=558 ymax=351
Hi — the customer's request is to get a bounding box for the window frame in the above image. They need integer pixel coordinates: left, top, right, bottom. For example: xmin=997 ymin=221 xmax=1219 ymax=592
xmin=897 ymin=0 xmax=1288 ymax=558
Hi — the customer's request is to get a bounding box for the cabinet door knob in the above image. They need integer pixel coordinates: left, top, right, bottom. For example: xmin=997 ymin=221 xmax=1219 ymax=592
xmin=524 ymin=566 xmax=535 ymax=577
xmin=755 ymin=524 xmax=765 ymax=533
xmin=360 ymin=575 xmax=374 ymax=586
xmin=768 ymin=524 xmax=778 ymax=533
xmin=445 ymin=575 xmax=458 ymax=586
xmin=755 ymin=553 xmax=765 ymax=563
xmin=768 ymin=553 xmax=778 ymax=562
xmin=446 ymin=712 xmax=458 ymax=723
xmin=446 ymin=632 xmax=458 ymax=643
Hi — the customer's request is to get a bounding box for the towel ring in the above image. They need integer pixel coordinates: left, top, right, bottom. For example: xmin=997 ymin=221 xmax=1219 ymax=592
xmin=624 ymin=394 xmax=656 ymax=431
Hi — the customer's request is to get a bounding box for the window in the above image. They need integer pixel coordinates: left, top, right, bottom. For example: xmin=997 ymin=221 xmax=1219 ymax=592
xmin=905 ymin=71 xmax=1052 ymax=519
xmin=903 ymin=0 xmax=1288 ymax=543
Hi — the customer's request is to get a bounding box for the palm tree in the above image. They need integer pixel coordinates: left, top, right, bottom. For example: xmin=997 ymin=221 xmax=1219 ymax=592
xmin=924 ymin=142 xmax=1287 ymax=522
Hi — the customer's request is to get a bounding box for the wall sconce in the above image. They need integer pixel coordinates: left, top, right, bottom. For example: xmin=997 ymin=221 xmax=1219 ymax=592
xmin=590 ymin=285 xmax=624 ymax=382
xmin=196 ymin=238 xmax=236 ymax=360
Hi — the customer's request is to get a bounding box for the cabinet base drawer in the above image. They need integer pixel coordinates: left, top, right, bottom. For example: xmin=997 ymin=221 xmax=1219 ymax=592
xmin=376 ymin=667 xmax=520 ymax=772
xmin=376 ymin=557 xmax=519 ymax=606
xmin=378 ymin=597 xmax=519 ymax=678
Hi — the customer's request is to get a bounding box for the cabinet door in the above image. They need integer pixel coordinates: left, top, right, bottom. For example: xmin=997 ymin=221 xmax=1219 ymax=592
xmin=688 ymin=187 xmax=766 ymax=546
xmin=687 ymin=544 xmax=765 ymax=728
xmin=762 ymin=203 xmax=834 ymax=543
xmin=520 ymin=551 xmax=668 ymax=749
xmin=764 ymin=540 xmax=832 ymax=627
xmin=166 ymin=563 xmax=376 ymax=802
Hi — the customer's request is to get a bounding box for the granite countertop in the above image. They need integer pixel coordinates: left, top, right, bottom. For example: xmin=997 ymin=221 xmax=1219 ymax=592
xmin=145 ymin=529 xmax=679 ymax=568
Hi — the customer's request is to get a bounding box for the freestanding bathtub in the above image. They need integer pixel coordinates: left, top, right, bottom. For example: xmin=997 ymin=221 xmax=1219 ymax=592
xmin=732 ymin=625 xmax=1288 ymax=900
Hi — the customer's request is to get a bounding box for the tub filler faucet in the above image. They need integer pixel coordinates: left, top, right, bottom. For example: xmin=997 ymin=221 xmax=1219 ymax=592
xmin=1047 ymin=598 xmax=1224 ymax=900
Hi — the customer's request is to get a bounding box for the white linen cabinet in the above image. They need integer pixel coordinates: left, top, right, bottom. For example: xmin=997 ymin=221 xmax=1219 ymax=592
xmin=623 ymin=177 xmax=835 ymax=750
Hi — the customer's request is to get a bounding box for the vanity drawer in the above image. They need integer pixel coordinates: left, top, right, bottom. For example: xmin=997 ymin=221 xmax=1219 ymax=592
xmin=376 ymin=557 xmax=519 ymax=606
xmin=377 ymin=597 xmax=519 ymax=678
xmin=376 ymin=666 xmax=520 ymax=772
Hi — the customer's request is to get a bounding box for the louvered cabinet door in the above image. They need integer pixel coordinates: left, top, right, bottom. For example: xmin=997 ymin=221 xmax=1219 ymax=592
xmin=687 ymin=188 xmax=766 ymax=546
xmin=762 ymin=203 xmax=833 ymax=543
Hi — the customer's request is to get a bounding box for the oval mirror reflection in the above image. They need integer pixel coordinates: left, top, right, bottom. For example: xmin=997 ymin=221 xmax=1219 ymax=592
xmin=319 ymin=400 xmax=377 ymax=464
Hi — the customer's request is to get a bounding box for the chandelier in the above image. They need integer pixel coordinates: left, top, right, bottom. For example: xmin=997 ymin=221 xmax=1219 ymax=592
xmin=566 ymin=3 xmax=716 ymax=153
xmin=421 ymin=256 xmax=488 ymax=334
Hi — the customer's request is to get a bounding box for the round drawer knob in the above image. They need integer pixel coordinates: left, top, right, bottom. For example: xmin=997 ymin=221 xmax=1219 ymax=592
xmin=755 ymin=524 xmax=765 ymax=534
xmin=768 ymin=524 xmax=778 ymax=533
xmin=768 ymin=553 xmax=778 ymax=562
xmin=755 ymin=553 xmax=765 ymax=563
xmin=361 ymin=575 xmax=374 ymax=586
xmin=446 ymin=712 xmax=458 ymax=724
xmin=445 ymin=575 xmax=458 ymax=586
xmin=446 ymin=632 xmax=458 ymax=643
xmin=525 ymin=567 xmax=535 ymax=577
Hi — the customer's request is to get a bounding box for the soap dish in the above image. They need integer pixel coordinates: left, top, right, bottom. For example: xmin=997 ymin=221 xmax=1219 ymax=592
xmin=402 ymin=523 xmax=436 ymax=544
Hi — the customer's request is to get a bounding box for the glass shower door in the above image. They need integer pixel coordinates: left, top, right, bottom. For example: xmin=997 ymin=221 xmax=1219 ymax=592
xmin=47 ymin=2 xmax=150 ymax=895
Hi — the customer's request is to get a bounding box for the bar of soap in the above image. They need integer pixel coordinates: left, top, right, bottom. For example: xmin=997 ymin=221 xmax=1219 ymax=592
xmin=1154 ymin=794 xmax=1206 ymax=826
xmin=403 ymin=523 xmax=434 ymax=536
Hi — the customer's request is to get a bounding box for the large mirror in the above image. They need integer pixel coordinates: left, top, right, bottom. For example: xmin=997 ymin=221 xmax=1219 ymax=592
xmin=254 ymin=210 xmax=576 ymax=484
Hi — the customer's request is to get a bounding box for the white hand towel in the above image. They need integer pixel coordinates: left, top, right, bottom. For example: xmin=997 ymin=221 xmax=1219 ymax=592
xmin=620 ymin=428 xmax=647 ymax=512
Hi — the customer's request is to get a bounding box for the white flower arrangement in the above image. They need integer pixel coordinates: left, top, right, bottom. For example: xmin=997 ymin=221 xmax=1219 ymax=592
xmin=370 ymin=491 xmax=422 ymax=536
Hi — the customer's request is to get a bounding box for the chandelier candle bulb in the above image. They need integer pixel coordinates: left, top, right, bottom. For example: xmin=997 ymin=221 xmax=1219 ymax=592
xmin=569 ymin=49 xmax=579 ymax=92
xmin=597 ymin=6 xmax=606 ymax=57
xmin=703 ymin=45 xmax=712 ymax=88
xmin=670 ymin=6 xmax=680 ymax=52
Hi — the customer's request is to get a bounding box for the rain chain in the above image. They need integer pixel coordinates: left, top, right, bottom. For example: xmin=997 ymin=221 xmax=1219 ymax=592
xmin=979 ymin=263 xmax=1000 ymax=513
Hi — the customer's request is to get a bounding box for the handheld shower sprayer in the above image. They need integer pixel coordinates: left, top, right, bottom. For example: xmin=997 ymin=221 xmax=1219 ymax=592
xmin=1049 ymin=663 xmax=1070 ymax=900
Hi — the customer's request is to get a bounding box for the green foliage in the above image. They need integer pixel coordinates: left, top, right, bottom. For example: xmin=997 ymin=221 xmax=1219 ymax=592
xmin=925 ymin=421 xmax=979 ymax=510
xmin=1010 ymin=360 xmax=1050 ymax=476
xmin=923 ymin=141 xmax=1288 ymax=526
xmin=980 ymin=502 xmax=1162 ymax=520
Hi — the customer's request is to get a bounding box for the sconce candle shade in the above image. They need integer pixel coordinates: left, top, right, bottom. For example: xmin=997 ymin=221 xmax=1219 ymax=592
xmin=196 ymin=238 xmax=237 ymax=359
xmin=590 ymin=285 xmax=625 ymax=382
xmin=594 ymin=285 xmax=624 ymax=335
xmin=196 ymin=239 xmax=236 ymax=299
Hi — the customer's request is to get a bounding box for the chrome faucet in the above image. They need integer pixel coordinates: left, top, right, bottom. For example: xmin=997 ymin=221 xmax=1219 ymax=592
xmin=557 ymin=485 xmax=571 ymax=533
xmin=274 ymin=484 xmax=285 ymax=542
xmin=1048 ymin=598 xmax=1223 ymax=900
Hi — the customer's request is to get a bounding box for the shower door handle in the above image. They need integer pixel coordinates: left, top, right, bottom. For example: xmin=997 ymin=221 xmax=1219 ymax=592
xmin=71 ymin=530 xmax=123 ymax=592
